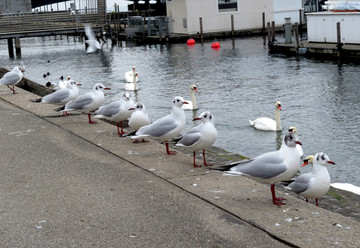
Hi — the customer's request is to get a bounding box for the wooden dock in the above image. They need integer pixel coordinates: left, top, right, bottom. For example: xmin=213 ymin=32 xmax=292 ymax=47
xmin=269 ymin=41 xmax=360 ymax=60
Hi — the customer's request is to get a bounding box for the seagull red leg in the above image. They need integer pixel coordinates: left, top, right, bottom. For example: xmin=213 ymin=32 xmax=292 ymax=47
xmin=7 ymin=85 xmax=17 ymax=94
xmin=271 ymin=183 xmax=286 ymax=206
xmin=193 ymin=151 xmax=201 ymax=167
xmin=315 ymin=198 xmax=319 ymax=207
xmin=165 ymin=141 xmax=176 ymax=155
xmin=88 ymin=113 xmax=97 ymax=124
xmin=203 ymin=150 xmax=213 ymax=166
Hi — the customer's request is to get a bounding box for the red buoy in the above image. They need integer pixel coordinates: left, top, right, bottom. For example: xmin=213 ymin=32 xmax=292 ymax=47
xmin=187 ymin=38 xmax=195 ymax=45
xmin=211 ymin=41 xmax=220 ymax=49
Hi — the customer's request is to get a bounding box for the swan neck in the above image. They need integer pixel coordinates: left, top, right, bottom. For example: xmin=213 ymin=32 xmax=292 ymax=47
xmin=190 ymin=89 xmax=197 ymax=109
xmin=133 ymin=72 xmax=137 ymax=90
xmin=275 ymin=107 xmax=281 ymax=131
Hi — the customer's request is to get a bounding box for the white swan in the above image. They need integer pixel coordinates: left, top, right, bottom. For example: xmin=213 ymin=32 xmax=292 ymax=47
xmin=249 ymin=101 xmax=282 ymax=131
xmin=183 ymin=84 xmax=198 ymax=110
xmin=288 ymin=126 xmax=304 ymax=157
xmin=124 ymin=66 xmax=139 ymax=91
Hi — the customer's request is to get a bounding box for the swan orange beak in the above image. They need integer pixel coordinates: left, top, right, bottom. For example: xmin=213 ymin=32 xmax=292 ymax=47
xmin=301 ymin=160 xmax=309 ymax=167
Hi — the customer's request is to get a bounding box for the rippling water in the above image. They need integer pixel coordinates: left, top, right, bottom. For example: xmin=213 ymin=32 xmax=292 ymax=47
xmin=1 ymin=35 xmax=359 ymax=186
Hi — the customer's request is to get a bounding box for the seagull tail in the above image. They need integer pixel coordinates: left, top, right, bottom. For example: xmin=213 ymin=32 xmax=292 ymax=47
xmin=54 ymin=105 xmax=65 ymax=112
xmin=280 ymin=179 xmax=294 ymax=187
xmin=30 ymin=98 xmax=42 ymax=103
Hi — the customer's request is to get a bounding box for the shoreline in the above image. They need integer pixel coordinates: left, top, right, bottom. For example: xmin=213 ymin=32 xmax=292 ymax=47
xmin=1 ymin=66 xmax=359 ymax=224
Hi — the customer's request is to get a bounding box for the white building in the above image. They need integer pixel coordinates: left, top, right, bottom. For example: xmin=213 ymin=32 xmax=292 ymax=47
xmin=166 ymin=0 xmax=302 ymax=35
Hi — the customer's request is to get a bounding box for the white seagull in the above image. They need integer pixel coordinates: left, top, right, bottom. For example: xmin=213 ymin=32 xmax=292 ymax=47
xmin=286 ymin=153 xmax=335 ymax=206
xmin=214 ymin=132 xmax=302 ymax=206
xmin=94 ymin=91 xmax=136 ymax=135
xmin=31 ymin=81 xmax=82 ymax=114
xmin=0 ymin=62 xmax=26 ymax=94
xmin=128 ymin=102 xmax=151 ymax=142
xmin=288 ymin=126 xmax=304 ymax=157
xmin=175 ymin=111 xmax=217 ymax=167
xmin=124 ymin=66 xmax=139 ymax=91
xmin=56 ymin=83 xmax=110 ymax=124
xmin=249 ymin=101 xmax=282 ymax=131
xmin=131 ymin=96 xmax=188 ymax=155
xmin=85 ymin=24 xmax=101 ymax=54
xmin=182 ymin=84 xmax=198 ymax=110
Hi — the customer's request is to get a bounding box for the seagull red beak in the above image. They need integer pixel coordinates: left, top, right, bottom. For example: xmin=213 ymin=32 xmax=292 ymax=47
xmin=295 ymin=141 xmax=302 ymax=146
xmin=327 ymin=160 xmax=336 ymax=165
xmin=193 ymin=117 xmax=201 ymax=121
xmin=104 ymin=87 xmax=111 ymax=90
xmin=183 ymin=101 xmax=189 ymax=104
xmin=76 ymin=83 xmax=82 ymax=86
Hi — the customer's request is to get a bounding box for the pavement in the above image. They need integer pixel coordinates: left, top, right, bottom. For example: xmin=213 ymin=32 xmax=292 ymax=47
xmin=0 ymin=85 xmax=359 ymax=248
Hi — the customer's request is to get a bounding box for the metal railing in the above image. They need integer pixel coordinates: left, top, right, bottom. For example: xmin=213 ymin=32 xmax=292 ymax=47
xmin=0 ymin=9 xmax=106 ymax=39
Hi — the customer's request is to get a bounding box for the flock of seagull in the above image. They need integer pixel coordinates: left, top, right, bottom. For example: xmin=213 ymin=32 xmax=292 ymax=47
xmin=0 ymin=61 xmax=336 ymax=207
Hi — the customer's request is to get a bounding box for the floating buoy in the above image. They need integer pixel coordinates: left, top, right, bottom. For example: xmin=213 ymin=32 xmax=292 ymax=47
xmin=187 ymin=38 xmax=195 ymax=45
xmin=211 ymin=41 xmax=220 ymax=49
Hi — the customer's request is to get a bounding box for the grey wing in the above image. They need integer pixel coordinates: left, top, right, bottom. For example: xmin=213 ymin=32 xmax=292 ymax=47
xmin=176 ymin=127 xmax=201 ymax=147
xmin=43 ymin=89 xmax=69 ymax=103
xmin=66 ymin=94 xmax=93 ymax=110
xmin=288 ymin=173 xmax=311 ymax=194
xmin=95 ymin=101 xmax=121 ymax=117
xmin=230 ymin=151 xmax=287 ymax=179
xmin=137 ymin=116 xmax=176 ymax=137
xmin=0 ymin=71 xmax=21 ymax=85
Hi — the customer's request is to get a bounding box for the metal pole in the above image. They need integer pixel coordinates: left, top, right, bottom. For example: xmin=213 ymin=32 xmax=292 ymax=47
xmin=231 ymin=15 xmax=234 ymax=37
xmin=262 ymin=12 xmax=265 ymax=34
xmin=337 ymin=22 xmax=342 ymax=57
xmin=200 ymin=17 xmax=203 ymax=41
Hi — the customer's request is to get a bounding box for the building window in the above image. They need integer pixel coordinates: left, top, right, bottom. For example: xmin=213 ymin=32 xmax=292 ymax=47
xmin=218 ymin=0 xmax=238 ymax=13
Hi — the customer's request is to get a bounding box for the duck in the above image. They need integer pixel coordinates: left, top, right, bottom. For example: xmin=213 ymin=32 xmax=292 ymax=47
xmin=182 ymin=84 xmax=198 ymax=110
xmin=249 ymin=101 xmax=282 ymax=131
xmin=124 ymin=66 xmax=139 ymax=91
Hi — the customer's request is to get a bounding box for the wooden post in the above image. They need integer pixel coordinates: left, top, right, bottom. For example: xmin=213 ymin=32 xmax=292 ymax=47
xmin=267 ymin=22 xmax=271 ymax=46
xmin=337 ymin=22 xmax=342 ymax=57
xmin=294 ymin=22 xmax=299 ymax=53
xmin=15 ymin=38 xmax=21 ymax=58
xmin=271 ymin=21 xmax=275 ymax=42
xmin=299 ymin=9 xmax=303 ymax=29
xmin=231 ymin=15 xmax=234 ymax=37
xmin=7 ymin=38 xmax=14 ymax=59
xmin=262 ymin=12 xmax=266 ymax=35
xmin=143 ymin=14 xmax=146 ymax=40
xmin=159 ymin=19 xmax=162 ymax=42
xmin=199 ymin=17 xmax=204 ymax=41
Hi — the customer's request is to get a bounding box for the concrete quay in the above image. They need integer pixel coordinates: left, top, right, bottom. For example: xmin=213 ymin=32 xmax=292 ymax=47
xmin=0 ymin=86 xmax=359 ymax=247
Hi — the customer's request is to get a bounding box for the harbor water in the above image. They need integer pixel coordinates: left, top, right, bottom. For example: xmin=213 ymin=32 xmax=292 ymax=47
xmin=0 ymin=35 xmax=359 ymax=187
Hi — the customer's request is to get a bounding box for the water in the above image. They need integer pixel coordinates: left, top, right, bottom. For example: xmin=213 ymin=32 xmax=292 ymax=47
xmin=1 ymin=35 xmax=359 ymax=187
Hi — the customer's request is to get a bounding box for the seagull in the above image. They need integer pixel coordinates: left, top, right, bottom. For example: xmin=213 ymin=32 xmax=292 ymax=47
xmin=288 ymin=126 xmax=304 ymax=157
xmin=131 ymin=96 xmax=188 ymax=155
xmin=31 ymin=80 xmax=82 ymax=115
xmin=85 ymin=24 xmax=101 ymax=53
xmin=285 ymin=153 xmax=335 ymax=206
xmin=249 ymin=101 xmax=282 ymax=131
xmin=175 ymin=111 xmax=217 ymax=167
xmin=124 ymin=66 xmax=139 ymax=91
xmin=213 ymin=132 xmax=302 ymax=206
xmin=94 ymin=91 xmax=136 ymax=135
xmin=0 ymin=62 xmax=26 ymax=94
xmin=58 ymin=76 xmax=72 ymax=89
xmin=127 ymin=102 xmax=151 ymax=142
xmin=55 ymin=83 xmax=110 ymax=124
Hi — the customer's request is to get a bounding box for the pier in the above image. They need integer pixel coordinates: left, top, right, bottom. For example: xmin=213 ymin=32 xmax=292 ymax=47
xmin=0 ymin=9 xmax=105 ymax=58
